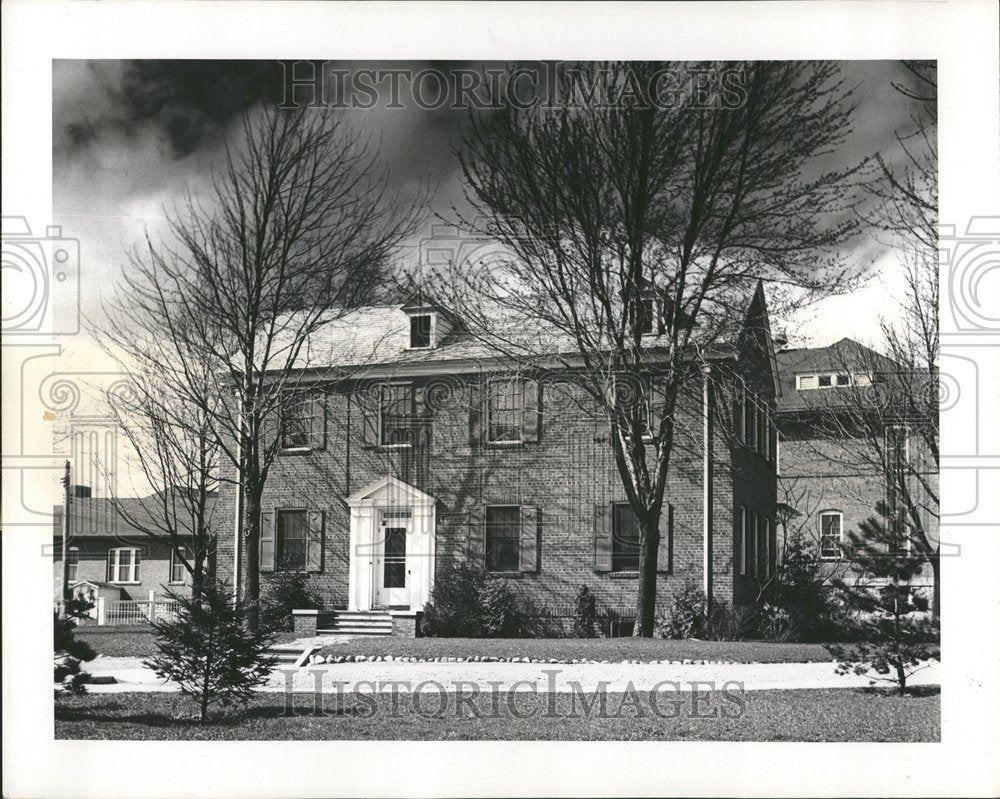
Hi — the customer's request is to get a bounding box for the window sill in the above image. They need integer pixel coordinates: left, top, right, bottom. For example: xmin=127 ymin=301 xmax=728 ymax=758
xmin=484 ymin=440 xmax=524 ymax=448
xmin=378 ymin=443 xmax=413 ymax=450
xmin=168 ymin=581 xmax=186 ymax=586
xmin=608 ymin=571 xmax=640 ymax=579
xmin=280 ymin=446 xmax=316 ymax=456
xmin=109 ymin=581 xmax=141 ymax=585
xmin=486 ymin=570 xmax=523 ymax=578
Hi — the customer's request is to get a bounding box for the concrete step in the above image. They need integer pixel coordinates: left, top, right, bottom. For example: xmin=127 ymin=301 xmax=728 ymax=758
xmin=317 ymin=626 xmax=391 ymax=636
xmin=315 ymin=610 xmax=394 ymax=636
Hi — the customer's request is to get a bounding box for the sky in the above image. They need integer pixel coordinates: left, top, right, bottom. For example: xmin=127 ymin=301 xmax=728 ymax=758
xmin=52 ymin=59 xmax=930 ymax=362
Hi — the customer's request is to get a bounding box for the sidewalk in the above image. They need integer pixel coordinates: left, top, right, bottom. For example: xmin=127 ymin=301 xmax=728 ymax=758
xmin=79 ymin=655 xmax=941 ymax=694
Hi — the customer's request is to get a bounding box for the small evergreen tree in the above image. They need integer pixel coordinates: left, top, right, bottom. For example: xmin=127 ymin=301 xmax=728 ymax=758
xmin=145 ymin=581 xmax=276 ymax=722
xmin=421 ymin=561 xmax=522 ymax=637
xmin=573 ymin=586 xmax=598 ymax=638
xmin=826 ymin=501 xmax=939 ymax=694
xmin=261 ymin=570 xmax=323 ymax=632
xmin=54 ymin=596 xmax=97 ymax=694
xmin=762 ymin=533 xmax=842 ymax=642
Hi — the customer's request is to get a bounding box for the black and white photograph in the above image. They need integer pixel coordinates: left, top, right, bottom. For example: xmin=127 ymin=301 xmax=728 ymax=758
xmin=2 ymin=2 xmax=998 ymax=797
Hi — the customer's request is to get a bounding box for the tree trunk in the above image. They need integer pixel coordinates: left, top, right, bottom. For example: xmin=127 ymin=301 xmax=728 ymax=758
xmin=896 ymin=662 xmax=907 ymax=696
xmin=632 ymin=517 xmax=660 ymax=637
xmin=241 ymin=483 xmax=261 ymax=632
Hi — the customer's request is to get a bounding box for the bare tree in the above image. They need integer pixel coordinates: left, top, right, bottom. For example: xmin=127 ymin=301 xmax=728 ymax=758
xmin=100 ymin=106 xmax=423 ymax=625
xmin=440 ymin=61 xmax=867 ymax=635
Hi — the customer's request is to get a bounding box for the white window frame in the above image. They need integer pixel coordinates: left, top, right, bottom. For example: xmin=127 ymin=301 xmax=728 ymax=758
xmin=407 ymin=313 xmax=435 ymax=350
xmin=378 ymin=382 xmax=415 ymax=448
xmin=66 ymin=546 xmax=79 ymax=582
xmin=819 ymin=511 xmax=844 ymax=561
xmin=486 ymin=378 xmax=525 ymax=444
xmin=108 ymin=547 xmax=140 ymax=584
xmin=169 ymin=546 xmax=189 ymax=585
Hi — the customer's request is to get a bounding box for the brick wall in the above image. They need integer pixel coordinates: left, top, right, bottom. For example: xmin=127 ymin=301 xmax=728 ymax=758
xmin=215 ymin=362 xmax=777 ymax=626
xmin=53 ymin=537 xmax=192 ymax=600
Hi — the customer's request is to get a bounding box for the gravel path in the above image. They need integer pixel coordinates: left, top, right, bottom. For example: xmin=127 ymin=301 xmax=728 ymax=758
xmin=78 ymin=654 xmax=941 ymax=694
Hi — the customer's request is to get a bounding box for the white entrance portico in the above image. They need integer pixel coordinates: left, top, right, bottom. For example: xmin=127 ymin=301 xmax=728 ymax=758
xmin=346 ymin=475 xmax=436 ymax=611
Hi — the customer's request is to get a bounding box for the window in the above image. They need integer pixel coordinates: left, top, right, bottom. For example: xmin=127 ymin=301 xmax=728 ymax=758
xmin=638 ymin=298 xmax=655 ymax=335
xmin=487 ymin=379 xmax=523 ymax=443
xmin=762 ymin=516 xmax=771 ymax=579
xmin=380 ymin=384 xmax=415 ymax=445
xmin=612 ymin=502 xmax=641 ymax=572
xmin=485 ymin=505 xmax=520 ymax=572
xmin=835 ymin=373 xmax=851 ymax=386
xmin=798 ymin=372 xmax=862 ymax=390
xmin=818 ymin=374 xmax=832 ymax=388
xmin=819 ymin=511 xmax=843 ymax=560
xmin=66 ymin=547 xmax=79 ymax=582
xmin=409 ymin=314 xmax=432 ymax=348
xmin=107 ymin=547 xmax=140 ymax=583
xmin=276 ymin=509 xmax=308 ymax=570
xmin=796 ymin=374 xmax=819 ymax=390
xmin=281 ymin=394 xmax=321 ymax=449
xmin=169 ymin=546 xmax=190 ymax=584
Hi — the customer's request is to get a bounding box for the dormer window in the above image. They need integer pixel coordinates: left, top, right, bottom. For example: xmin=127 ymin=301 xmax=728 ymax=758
xmin=797 ymin=372 xmax=868 ymax=390
xmin=410 ymin=314 xmax=432 ymax=349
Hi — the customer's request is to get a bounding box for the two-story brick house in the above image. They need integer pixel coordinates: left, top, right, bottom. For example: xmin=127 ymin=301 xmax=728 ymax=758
xmin=214 ymin=286 xmax=782 ymax=635
xmin=774 ymin=338 xmax=937 ymax=605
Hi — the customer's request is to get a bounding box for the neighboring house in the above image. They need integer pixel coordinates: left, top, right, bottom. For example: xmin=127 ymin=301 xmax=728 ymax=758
xmin=53 ymin=487 xmax=214 ymax=603
xmin=774 ymin=338 xmax=937 ymax=600
xmin=215 ymin=287 xmax=782 ymax=635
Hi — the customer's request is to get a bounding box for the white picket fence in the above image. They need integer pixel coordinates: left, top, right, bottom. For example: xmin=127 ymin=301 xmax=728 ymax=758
xmin=55 ymin=595 xmax=180 ymax=626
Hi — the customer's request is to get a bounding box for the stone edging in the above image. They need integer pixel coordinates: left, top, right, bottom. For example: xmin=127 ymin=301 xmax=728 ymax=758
xmin=306 ymin=654 xmax=834 ymax=666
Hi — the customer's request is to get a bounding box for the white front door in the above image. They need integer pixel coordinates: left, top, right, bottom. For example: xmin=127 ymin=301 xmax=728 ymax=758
xmin=374 ymin=515 xmax=410 ymax=608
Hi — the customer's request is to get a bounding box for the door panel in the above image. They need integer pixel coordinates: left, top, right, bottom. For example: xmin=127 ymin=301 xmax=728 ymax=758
xmin=375 ymin=520 xmax=409 ymax=607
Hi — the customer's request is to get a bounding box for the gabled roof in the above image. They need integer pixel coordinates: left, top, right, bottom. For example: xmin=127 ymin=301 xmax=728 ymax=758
xmin=775 ymin=338 xmax=896 ymax=413
xmin=346 ymin=475 xmax=435 ymax=507
xmin=53 ymin=490 xmax=216 ymax=539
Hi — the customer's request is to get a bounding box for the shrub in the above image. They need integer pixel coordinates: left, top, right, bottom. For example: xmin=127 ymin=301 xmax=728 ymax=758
xmin=145 ymin=581 xmax=277 ymax=722
xmin=261 ymin=571 xmax=323 ymax=632
xmin=660 ymin=580 xmax=708 ymax=639
xmin=54 ymin=596 xmax=97 ymax=694
xmin=421 ymin=561 xmax=522 ymax=638
xmin=573 ymin=585 xmax=598 ymax=638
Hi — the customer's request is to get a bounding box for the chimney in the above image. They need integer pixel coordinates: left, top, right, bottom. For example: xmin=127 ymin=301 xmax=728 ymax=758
xmin=773 ymin=331 xmax=788 ymax=350
xmin=71 ymin=484 xmax=92 ymax=498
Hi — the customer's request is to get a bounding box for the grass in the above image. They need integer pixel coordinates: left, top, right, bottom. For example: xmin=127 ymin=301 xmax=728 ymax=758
xmin=76 ymin=628 xmax=302 ymax=658
xmin=315 ymin=637 xmax=843 ymax=663
xmin=55 ymin=687 xmax=940 ymax=741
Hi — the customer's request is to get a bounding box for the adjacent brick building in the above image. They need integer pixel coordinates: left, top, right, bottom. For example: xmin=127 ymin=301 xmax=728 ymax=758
xmin=214 ymin=287 xmax=782 ymax=633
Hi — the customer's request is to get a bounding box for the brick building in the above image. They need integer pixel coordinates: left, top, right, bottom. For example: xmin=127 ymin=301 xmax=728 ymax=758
xmin=53 ymin=489 xmax=211 ymax=608
xmin=774 ymin=338 xmax=937 ymax=601
xmin=214 ymin=287 xmax=782 ymax=635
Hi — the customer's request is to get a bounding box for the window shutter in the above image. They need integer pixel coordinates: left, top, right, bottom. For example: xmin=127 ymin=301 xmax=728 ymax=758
xmin=106 ymin=550 xmax=113 ymax=582
xmin=260 ymin=509 xmax=275 ymax=572
xmin=468 ymin=382 xmax=483 ymax=445
xmin=519 ymin=505 xmax=538 ymax=572
xmin=307 ymin=510 xmax=324 ymax=573
xmin=593 ymin=502 xmax=612 ymax=571
xmin=361 ymin=386 xmax=378 ymax=447
xmin=412 ymin=384 xmax=430 ymax=450
xmin=593 ymin=403 xmax=610 ymax=442
xmin=467 ymin=505 xmax=485 ymax=564
xmin=310 ymin=394 xmax=326 ymax=450
xmin=522 ymin=379 xmax=541 ymax=442
xmin=657 ymin=503 xmax=673 ymax=573
xmin=649 ymin=379 xmax=666 ymax=437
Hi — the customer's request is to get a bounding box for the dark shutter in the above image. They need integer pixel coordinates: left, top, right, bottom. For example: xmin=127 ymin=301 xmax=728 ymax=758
xmin=522 ymin=379 xmax=541 ymax=442
xmin=361 ymin=385 xmax=379 ymax=447
xmin=649 ymin=378 xmax=666 ymax=437
xmin=260 ymin=509 xmax=275 ymax=572
xmin=657 ymin=503 xmax=673 ymax=573
xmin=733 ymin=384 xmax=744 ymax=443
xmin=412 ymin=383 xmax=430 ymax=450
xmin=468 ymin=382 xmax=483 ymax=445
xmin=106 ymin=550 xmax=113 ymax=582
xmin=593 ymin=502 xmax=612 ymax=571
xmin=593 ymin=400 xmax=610 ymax=442
xmin=307 ymin=510 xmax=324 ymax=572
xmin=519 ymin=505 xmax=538 ymax=572
xmin=310 ymin=394 xmax=326 ymax=450
xmin=467 ymin=505 xmax=485 ymax=564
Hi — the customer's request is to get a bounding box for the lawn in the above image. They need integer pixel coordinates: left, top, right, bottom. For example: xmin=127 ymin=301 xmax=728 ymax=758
xmin=315 ymin=637 xmax=842 ymax=663
xmin=75 ymin=627 xmax=302 ymax=658
xmin=55 ymin=687 xmax=940 ymax=741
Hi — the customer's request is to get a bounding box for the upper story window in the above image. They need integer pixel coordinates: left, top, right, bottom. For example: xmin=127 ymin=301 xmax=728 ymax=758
xmin=797 ymin=372 xmax=868 ymax=390
xmin=107 ymin=547 xmax=140 ymax=584
xmin=381 ymin=384 xmax=415 ymax=446
xmin=612 ymin=502 xmax=641 ymax=572
xmin=819 ymin=511 xmax=844 ymax=560
xmin=66 ymin=547 xmax=79 ymax=582
xmin=281 ymin=394 xmax=324 ymax=450
xmin=487 ymin=379 xmax=524 ymax=443
xmin=409 ymin=314 xmax=432 ymax=349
